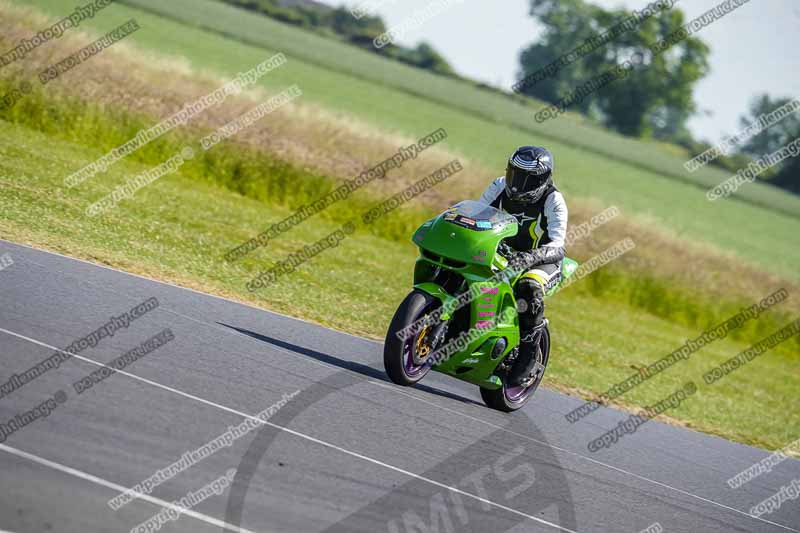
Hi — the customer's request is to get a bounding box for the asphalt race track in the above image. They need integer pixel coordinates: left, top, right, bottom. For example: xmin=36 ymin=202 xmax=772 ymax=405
xmin=1 ymin=239 xmax=798 ymax=533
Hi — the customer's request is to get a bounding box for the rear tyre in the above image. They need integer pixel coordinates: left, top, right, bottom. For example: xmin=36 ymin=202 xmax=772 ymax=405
xmin=384 ymin=290 xmax=440 ymax=386
xmin=480 ymin=324 xmax=550 ymax=412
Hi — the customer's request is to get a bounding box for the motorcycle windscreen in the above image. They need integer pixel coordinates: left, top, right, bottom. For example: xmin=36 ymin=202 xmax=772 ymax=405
xmin=441 ymin=200 xmax=517 ymax=231
xmin=413 ymin=201 xmax=518 ymax=267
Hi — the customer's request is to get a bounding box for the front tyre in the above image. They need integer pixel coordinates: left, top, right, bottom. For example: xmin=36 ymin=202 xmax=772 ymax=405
xmin=480 ymin=324 xmax=550 ymax=412
xmin=384 ymin=290 xmax=440 ymax=386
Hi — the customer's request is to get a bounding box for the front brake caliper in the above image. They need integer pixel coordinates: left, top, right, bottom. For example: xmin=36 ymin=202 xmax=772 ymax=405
xmin=415 ymin=325 xmax=431 ymax=359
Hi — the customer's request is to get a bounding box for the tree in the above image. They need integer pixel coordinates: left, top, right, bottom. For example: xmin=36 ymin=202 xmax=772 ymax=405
xmin=218 ymin=0 xmax=455 ymax=78
xmin=737 ymin=94 xmax=800 ymax=194
xmin=327 ymin=7 xmax=386 ymax=44
xmin=411 ymin=43 xmax=455 ymax=76
xmin=739 ymin=94 xmax=800 ymax=157
xmin=518 ymin=0 xmax=710 ymax=138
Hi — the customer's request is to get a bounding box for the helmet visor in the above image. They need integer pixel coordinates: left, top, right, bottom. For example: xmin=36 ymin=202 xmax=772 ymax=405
xmin=505 ymin=165 xmax=550 ymax=200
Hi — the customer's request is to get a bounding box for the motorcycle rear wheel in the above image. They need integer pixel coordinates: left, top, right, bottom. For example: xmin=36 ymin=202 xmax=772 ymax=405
xmin=480 ymin=324 xmax=550 ymax=412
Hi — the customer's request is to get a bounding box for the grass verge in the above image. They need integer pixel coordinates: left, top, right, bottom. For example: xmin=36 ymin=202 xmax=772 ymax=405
xmin=1 ymin=117 xmax=798 ymax=451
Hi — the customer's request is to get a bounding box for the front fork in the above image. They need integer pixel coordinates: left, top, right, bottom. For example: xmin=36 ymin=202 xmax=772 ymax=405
xmin=412 ymin=319 xmax=449 ymax=366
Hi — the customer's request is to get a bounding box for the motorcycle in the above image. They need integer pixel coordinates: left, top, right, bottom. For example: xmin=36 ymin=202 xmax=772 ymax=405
xmin=383 ymin=200 xmax=578 ymax=411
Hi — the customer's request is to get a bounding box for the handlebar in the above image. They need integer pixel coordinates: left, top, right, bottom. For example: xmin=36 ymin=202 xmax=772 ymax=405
xmin=497 ymin=242 xmax=515 ymax=259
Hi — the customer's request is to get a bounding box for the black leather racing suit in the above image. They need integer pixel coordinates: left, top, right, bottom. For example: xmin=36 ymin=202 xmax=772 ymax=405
xmin=479 ymin=176 xmax=568 ymax=343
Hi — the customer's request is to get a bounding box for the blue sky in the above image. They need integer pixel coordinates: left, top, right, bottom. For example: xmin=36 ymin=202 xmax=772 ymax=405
xmin=316 ymin=0 xmax=800 ymax=144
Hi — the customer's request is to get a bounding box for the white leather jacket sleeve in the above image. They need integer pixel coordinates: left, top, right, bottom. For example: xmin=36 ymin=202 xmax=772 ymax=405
xmin=543 ymin=191 xmax=568 ymax=249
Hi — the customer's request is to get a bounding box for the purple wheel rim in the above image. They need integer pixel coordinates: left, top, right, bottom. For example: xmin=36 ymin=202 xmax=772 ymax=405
xmin=504 ymin=330 xmax=549 ymax=403
xmin=505 ymin=382 xmax=535 ymax=402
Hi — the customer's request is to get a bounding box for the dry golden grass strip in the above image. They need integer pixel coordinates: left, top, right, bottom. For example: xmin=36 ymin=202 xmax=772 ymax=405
xmin=0 ymin=1 xmax=797 ymax=316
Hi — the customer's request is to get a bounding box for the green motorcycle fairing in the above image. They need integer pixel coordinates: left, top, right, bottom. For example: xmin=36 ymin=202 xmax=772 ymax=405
xmin=410 ymin=200 xmax=577 ymax=389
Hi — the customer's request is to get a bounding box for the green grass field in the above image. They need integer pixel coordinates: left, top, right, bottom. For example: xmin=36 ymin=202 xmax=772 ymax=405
xmin=1 ymin=0 xmax=798 ymax=450
xmin=23 ymin=0 xmax=800 ymax=282
xmin=2 ymin=117 xmax=797 ymax=451
xmin=116 ymin=0 xmax=800 ymax=221
xmin=1 ymin=70 xmax=794 ymax=348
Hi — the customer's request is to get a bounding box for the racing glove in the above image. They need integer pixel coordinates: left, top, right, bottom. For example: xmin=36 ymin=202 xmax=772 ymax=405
xmin=508 ymin=245 xmax=565 ymax=272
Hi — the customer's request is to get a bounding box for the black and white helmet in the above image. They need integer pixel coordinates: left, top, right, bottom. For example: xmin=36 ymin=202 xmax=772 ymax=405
xmin=505 ymin=145 xmax=554 ymax=203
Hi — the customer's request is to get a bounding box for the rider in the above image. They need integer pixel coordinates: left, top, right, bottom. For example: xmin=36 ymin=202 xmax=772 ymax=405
xmin=478 ymin=146 xmax=568 ymax=386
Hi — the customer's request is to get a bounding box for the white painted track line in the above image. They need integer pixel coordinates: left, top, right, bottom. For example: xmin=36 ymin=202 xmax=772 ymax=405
xmin=0 ymin=443 xmax=256 ymax=533
xmin=5 ymin=242 xmax=799 ymax=532
xmin=0 ymin=326 xmax=577 ymax=533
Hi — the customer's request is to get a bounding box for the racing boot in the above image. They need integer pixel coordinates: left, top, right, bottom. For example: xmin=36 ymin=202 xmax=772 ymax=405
xmin=507 ymin=321 xmax=546 ymax=387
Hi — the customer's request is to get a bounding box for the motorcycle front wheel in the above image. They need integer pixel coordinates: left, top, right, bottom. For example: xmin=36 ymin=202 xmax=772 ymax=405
xmin=384 ymin=290 xmax=441 ymax=386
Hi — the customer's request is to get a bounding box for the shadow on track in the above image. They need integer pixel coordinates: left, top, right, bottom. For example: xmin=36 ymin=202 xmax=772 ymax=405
xmin=218 ymin=322 xmax=481 ymax=406
xmin=221 ymin=323 xmax=578 ymax=532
